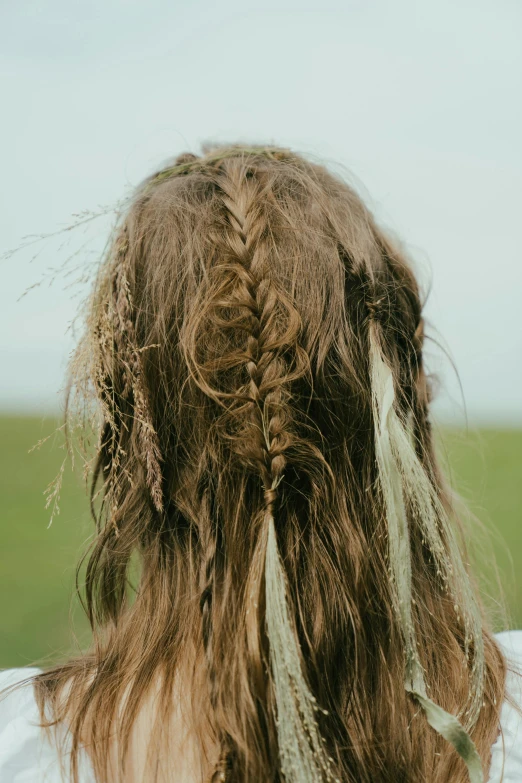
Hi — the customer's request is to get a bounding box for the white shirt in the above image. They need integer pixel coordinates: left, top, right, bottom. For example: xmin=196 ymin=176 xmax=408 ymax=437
xmin=0 ymin=631 xmax=521 ymax=782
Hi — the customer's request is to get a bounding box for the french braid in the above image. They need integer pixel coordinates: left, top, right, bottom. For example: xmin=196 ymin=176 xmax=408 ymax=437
xmin=212 ymin=157 xmax=296 ymax=778
xmin=181 ymin=155 xmax=330 ymax=780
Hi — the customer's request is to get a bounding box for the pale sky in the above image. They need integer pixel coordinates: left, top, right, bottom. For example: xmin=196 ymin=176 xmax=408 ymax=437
xmin=1 ymin=0 xmax=521 ymax=424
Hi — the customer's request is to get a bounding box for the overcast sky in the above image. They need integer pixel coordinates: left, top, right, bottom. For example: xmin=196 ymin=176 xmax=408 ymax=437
xmin=1 ymin=0 xmax=521 ymax=425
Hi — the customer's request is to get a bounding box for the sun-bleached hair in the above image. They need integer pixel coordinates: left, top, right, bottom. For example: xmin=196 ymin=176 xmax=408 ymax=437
xmin=28 ymin=145 xmax=505 ymax=782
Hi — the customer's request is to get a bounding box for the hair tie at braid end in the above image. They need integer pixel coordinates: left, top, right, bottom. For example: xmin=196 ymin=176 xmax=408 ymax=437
xmin=367 ymin=297 xmax=385 ymax=321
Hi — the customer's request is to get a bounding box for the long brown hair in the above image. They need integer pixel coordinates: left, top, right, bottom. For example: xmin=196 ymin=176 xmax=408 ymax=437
xmin=31 ymin=145 xmax=505 ymax=782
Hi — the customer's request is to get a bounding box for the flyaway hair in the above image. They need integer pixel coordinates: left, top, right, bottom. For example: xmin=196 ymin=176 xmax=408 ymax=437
xmin=23 ymin=145 xmax=506 ymax=783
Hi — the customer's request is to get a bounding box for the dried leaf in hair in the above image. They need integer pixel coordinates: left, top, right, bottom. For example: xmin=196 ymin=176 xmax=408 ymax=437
xmin=265 ymin=512 xmax=338 ymax=783
xmin=369 ymin=322 xmax=483 ymax=783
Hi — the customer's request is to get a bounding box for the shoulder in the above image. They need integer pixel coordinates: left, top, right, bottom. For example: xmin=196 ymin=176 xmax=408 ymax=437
xmin=0 ymin=665 xmax=43 ymax=718
xmin=495 ymin=629 xmax=522 ymax=655
xmin=0 ymin=667 xmax=95 ymax=783
xmin=0 ymin=666 xmax=60 ymax=781
xmin=0 ymin=667 xmax=43 ymax=744
xmin=487 ymin=631 xmax=522 ymax=783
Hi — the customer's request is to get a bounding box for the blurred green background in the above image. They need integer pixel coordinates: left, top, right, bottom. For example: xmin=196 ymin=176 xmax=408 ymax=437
xmin=0 ymin=415 xmax=520 ymax=668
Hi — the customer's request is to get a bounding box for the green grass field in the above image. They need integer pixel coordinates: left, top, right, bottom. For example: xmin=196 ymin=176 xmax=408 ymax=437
xmin=0 ymin=416 xmax=520 ymax=668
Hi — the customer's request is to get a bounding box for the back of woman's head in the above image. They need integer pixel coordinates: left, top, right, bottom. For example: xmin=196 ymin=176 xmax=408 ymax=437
xmin=37 ymin=145 xmax=505 ymax=783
